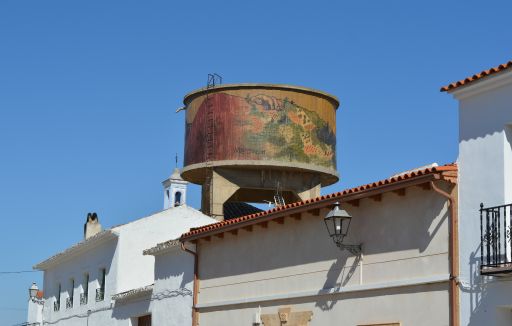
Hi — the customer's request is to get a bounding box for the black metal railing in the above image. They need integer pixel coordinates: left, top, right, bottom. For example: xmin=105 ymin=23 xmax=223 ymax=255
xmin=53 ymin=301 xmax=60 ymax=312
xmin=80 ymin=292 xmax=88 ymax=305
xmin=480 ymin=203 xmax=512 ymax=274
xmin=65 ymin=297 xmax=73 ymax=309
xmin=95 ymin=288 xmax=104 ymax=302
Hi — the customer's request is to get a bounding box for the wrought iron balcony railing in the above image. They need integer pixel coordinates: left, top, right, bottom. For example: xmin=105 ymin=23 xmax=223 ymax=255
xmin=95 ymin=288 xmax=104 ymax=302
xmin=480 ymin=203 xmax=512 ymax=275
xmin=53 ymin=301 xmax=60 ymax=312
xmin=80 ymin=292 xmax=88 ymax=305
xmin=65 ymin=297 xmax=73 ymax=309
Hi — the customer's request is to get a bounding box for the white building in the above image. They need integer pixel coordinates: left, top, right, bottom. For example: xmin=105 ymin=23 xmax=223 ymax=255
xmin=142 ymin=239 xmax=196 ymax=326
xmin=442 ymin=60 xmax=512 ymax=326
xmin=29 ymin=170 xmax=216 ymax=326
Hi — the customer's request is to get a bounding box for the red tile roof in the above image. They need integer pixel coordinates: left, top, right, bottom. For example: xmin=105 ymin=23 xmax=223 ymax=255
xmin=181 ymin=163 xmax=457 ymax=241
xmin=441 ymin=60 xmax=512 ymax=92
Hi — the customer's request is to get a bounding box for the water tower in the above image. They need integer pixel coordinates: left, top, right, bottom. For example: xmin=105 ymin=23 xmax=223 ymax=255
xmin=180 ymin=83 xmax=339 ymax=220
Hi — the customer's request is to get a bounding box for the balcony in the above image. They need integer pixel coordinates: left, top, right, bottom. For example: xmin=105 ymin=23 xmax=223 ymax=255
xmin=65 ymin=297 xmax=73 ymax=309
xmin=480 ymin=203 xmax=512 ymax=275
xmin=95 ymin=288 xmax=104 ymax=302
xmin=53 ymin=301 xmax=60 ymax=312
xmin=80 ymin=292 xmax=88 ymax=305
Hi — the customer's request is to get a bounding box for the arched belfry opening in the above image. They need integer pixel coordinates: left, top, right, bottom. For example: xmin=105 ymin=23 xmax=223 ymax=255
xmin=174 ymin=191 xmax=182 ymax=207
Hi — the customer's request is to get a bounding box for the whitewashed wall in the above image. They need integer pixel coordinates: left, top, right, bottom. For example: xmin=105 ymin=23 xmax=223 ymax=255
xmin=27 ymin=298 xmax=43 ymax=325
xmin=150 ymin=246 xmax=195 ymax=326
xmin=196 ymin=185 xmax=451 ymax=326
xmin=451 ymin=70 xmax=512 ymax=326
xmin=41 ymin=237 xmax=119 ymax=325
xmin=37 ymin=205 xmax=215 ymax=326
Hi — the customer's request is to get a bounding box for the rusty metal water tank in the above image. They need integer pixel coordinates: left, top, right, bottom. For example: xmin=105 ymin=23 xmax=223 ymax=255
xmin=180 ymin=83 xmax=339 ymax=219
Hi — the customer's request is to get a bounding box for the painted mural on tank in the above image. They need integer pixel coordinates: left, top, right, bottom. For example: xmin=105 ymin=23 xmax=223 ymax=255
xmin=184 ymin=90 xmax=337 ymax=170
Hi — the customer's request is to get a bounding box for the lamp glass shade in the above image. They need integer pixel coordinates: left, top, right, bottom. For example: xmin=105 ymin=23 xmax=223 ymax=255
xmin=324 ymin=202 xmax=352 ymax=241
xmin=29 ymin=283 xmax=39 ymax=299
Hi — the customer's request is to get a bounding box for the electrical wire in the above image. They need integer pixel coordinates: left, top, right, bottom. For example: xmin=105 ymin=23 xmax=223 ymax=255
xmin=0 ymin=306 xmax=26 ymax=311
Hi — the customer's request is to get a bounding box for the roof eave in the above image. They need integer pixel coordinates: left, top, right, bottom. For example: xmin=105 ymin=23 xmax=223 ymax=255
xmin=112 ymin=284 xmax=154 ymax=301
xmin=143 ymin=239 xmax=181 ymax=256
xmin=33 ymin=230 xmax=119 ymax=271
xmin=441 ymin=62 xmax=512 ymax=97
xmin=445 ymin=70 xmax=512 ymax=101
xmin=181 ymin=173 xmax=449 ymax=242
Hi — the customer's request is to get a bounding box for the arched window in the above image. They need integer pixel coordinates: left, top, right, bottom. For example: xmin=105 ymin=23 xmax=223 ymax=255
xmin=174 ymin=191 xmax=182 ymax=206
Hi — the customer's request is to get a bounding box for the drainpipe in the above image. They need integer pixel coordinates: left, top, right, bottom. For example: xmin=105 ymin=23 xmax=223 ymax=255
xmin=430 ymin=180 xmax=459 ymax=326
xmin=181 ymin=242 xmax=199 ymax=326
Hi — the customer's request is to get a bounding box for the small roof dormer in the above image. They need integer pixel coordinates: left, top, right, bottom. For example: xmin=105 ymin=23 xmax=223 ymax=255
xmin=162 ymin=168 xmax=188 ymax=209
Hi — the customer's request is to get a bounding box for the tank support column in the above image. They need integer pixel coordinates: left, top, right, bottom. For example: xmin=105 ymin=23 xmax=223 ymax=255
xmin=202 ymin=169 xmax=240 ymax=220
xmin=296 ymin=183 xmax=321 ymax=201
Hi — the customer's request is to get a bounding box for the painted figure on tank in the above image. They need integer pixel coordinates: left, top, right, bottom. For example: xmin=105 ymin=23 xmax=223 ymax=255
xmin=184 ymin=89 xmax=337 ymax=170
xmin=180 ymin=84 xmax=339 ymax=219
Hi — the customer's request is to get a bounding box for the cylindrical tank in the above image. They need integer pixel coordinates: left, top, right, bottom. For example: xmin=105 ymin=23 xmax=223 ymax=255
xmin=181 ymin=84 xmax=339 ymax=187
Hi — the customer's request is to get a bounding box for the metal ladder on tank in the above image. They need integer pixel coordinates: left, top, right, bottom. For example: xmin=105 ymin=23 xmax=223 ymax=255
xmin=273 ymin=182 xmax=286 ymax=207
xmin=204 ymin=73 xmax=222 ymax=217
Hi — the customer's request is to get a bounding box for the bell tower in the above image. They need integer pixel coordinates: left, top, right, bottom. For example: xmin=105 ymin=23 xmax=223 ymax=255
xmin=162 ymin=168 xmax=188 ymax=209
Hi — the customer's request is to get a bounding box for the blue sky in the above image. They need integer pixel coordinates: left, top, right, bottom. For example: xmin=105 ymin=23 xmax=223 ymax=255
xmin=1 ymin=0 xmax=511 ymax=324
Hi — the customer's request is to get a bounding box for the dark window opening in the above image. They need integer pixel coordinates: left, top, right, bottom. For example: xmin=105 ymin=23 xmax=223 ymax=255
xmin=81 ymin=273 xmax=89 ymax=305
xmin=138 ymin=315 xmax=152 ymax=326
xmin=66 ymin=279 xmax=74 ymax=309
xmin=54 ymin=283 xmax=61 ymax=311
xmin=96 ymin=268 xmax=106 ymax=302
xmin=174 ymin=191 xmax=182 ymax=206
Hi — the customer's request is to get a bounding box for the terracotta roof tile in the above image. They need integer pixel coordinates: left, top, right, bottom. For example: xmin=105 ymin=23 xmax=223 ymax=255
xmin=441 ymin=60 xmax=512 ymax=92
xmin=181 ymin=163 xmax=457 ymax=240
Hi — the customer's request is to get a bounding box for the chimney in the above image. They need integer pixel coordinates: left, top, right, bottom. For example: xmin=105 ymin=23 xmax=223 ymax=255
xmin=84 ymin=212 xmax=102 ymax=239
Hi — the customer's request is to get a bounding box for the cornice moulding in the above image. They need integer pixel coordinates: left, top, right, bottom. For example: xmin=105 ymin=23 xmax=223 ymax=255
xmin=449 ymin=70 xmax=512 ymax=100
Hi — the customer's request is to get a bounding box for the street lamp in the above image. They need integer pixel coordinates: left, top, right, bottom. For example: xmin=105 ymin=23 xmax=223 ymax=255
xmin=29 ymin=283 xmax=39 ymax=300
xmin=324 ymin=202 xmax=362 ymax=254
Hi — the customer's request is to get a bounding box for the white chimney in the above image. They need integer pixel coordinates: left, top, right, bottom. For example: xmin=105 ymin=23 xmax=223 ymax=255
xmin=84 ymin=212 xmax=102 ymax=239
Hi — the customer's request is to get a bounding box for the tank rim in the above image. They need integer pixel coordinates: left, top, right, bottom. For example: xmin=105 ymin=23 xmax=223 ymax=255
xmin=183 ymin=83 xmax=340 ymax=109
xmin=181 ymin=160 xmax=339 ymax=186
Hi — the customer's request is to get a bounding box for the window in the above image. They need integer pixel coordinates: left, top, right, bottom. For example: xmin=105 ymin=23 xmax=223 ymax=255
xmin=54 ymin=283 xmax=61 ymax=311
xmin=81 ymin=273 xmax=89 ymax=305
xmin=96 ymin=268 xmax=106 ymax=302
xmin=66 ymin=279 xmax=74 ymax=309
